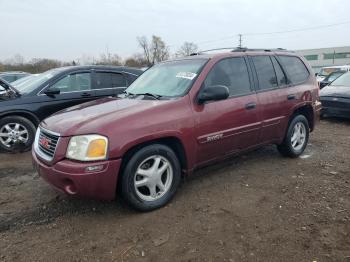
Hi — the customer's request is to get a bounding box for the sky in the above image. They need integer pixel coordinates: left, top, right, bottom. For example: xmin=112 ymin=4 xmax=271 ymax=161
xmin=1 ymin=0 xmax=350 ymax=62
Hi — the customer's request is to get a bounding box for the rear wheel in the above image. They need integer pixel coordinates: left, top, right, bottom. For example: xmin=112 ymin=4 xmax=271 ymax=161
xmin=121 ymin=144 xmax=181 ymax=211
xmin=277 ymin=115 xmax=309 ymax=158
xmin=0 ymin=116 xmax=36 ymax=152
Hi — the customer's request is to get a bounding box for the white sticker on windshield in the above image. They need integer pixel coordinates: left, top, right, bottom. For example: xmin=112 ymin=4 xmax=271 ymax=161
xmin=176 ymin=72 xmax=197 ymax=80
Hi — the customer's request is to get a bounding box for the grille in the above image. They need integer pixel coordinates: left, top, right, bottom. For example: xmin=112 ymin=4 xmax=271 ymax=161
xmin=37 ymin=128 xmax=60 ymax=159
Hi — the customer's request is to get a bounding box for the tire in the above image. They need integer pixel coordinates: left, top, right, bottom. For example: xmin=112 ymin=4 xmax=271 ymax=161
xmin=121 ymin=144 xmax=181 ymax=211
xmin=0 ymin=116 xmax=36 ymax=153
xmin=277 ymin=115 xmax=309 ymax=158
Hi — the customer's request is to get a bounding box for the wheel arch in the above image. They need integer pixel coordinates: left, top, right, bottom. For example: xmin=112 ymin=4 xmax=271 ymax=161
xmin=291 ymin=104 xmax=314 ymax=131
xmin=116 ymin=136 xmax=188 ymax=192
xmin=0 ymin=111 xmax=40 ymax=127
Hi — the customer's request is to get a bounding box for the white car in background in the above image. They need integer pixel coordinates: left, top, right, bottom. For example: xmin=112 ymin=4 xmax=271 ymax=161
xmin=316 ymin=65 xmax=350 ymax=82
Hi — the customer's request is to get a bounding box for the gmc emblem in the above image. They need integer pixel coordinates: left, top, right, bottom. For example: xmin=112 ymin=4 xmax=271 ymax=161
xmin=39 ymin=136 xmax=51 ymax=149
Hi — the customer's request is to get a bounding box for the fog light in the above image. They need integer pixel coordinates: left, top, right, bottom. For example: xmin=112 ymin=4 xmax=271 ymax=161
xmin=85 ymin=165 xmax=104 ymax=172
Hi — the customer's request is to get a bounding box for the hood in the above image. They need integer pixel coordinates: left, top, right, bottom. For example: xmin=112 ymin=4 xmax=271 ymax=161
xmin=41 ymin=97 xmax=171 ymax=136
xmin=320 ymin=85 xmax=350 ymax=98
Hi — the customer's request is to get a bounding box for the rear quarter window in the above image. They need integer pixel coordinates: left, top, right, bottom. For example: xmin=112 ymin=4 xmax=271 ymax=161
xmin=278 ymin=55 xmax=310 ymax=84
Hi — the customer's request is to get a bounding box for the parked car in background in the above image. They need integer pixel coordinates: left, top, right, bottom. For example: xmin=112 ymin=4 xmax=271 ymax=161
xmin=316 ymin=65 xmax=350 ymax=82
xmin=11 ymin=74 xmax=39 ymax=86
xmin=32 ymin=48 xmax=321 ymax=211
xmin=0 ymin=65 xmax=143 ymax=152
xmin=319 ymin=70 xmax=346 ymax=89
xmin=320 ymin=71 xmax=350 ymax=119
xmin=0 ymin=71 xmax=30 ymax=83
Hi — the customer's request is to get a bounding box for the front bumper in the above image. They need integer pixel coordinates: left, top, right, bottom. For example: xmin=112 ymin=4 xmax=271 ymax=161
xmin=321 ymin=97 xmax=350 ymax=119
xmin=32 ymin=150 xmax=122 ymax=200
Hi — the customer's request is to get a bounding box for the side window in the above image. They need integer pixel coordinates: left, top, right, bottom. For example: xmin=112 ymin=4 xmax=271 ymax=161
xmin=51 ymin=72 xmax=91 ymax=92
xmin=252 ymin=56 xmax=278 ymax=90
xmin=204 ymin=57 xmax=251 ymax=97
xmin=111 ymin=73 xmax=126 ymax=87
xmin=95 ymin=72 xmax=126 ymax=89
xmin=278 ymin=55 xmax=310 ymax=84
xmin=95 ymin=72 xmax=111 ymax=89
xmin=271 ymin=57 xmax=288 ymax=86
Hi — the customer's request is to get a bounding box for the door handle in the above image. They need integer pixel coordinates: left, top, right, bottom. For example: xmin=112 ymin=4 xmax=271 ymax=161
xmin=245 ymin=102 xmax=256 ymax=110
xmin=287 ymin=94 xmax=296 ymax=100
xmin=81 ymin=92 xmax=91 ymax=97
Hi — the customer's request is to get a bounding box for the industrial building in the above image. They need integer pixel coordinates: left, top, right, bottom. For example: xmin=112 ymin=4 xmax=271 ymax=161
xmin=296 ymin=46 xmax=350 ymax=73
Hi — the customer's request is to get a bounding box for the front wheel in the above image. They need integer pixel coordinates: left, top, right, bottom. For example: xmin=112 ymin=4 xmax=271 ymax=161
xmin=277 ymin=115 xmax=309 ymax=158
xmin=121 ymin=144 xmax=181 ymax=211
xmin=0 ymin=116 xmax=36 ymax=152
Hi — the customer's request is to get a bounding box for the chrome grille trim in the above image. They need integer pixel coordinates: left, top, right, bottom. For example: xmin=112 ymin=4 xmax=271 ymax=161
xmin=34 ymin=127 xmax=60 ymax=161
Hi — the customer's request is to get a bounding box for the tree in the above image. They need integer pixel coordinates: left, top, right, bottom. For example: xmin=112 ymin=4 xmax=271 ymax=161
xmin=96 ymin=53 xmax=122 ymax=66
xmin=176 ymin=42 xmax=198 ymax=57
xmin=124 ymin=54 xmax=148 ymax=68
xmin=4 ymin=54 xmax=25 ymax=66
xmin=137 ymin=35 xmax=169 ymax=66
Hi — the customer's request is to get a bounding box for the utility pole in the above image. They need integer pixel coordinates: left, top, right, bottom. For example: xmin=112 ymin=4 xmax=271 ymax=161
xmin=238 ymin=34 xmax=242 ymax=48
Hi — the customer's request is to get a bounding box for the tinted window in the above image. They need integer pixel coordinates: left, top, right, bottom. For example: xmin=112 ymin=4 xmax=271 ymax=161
xmin=51 ymin=72 xmax=91 ymax=92
xmin=204 ymin=57 xmax=251 ymax=97
xmin=252 ymin=56 xmax=278 ymax=90
xmin=95 ymin=72 xmax=126 ymax=89
xmin=278 ymin=56 xmax=309 ymax=84
xmin=271 ymin=57 xmax=287 ymax=86
xmin=111 ymin=73 xmax=126 ymax=87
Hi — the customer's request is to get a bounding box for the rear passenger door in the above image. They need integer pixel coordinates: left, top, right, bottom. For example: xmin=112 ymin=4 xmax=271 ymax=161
xmin=277 ymin=55 xmax=311 ymax=117
xmin=249 ymin=55 xmax=289 ymax=144
xmin=92 ymin=71 xmax=127 ymax=98
xmin=193 ymin=56 xmax=260 ymax=165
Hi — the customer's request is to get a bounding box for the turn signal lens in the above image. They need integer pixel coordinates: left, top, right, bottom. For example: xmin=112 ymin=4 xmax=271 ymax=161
xmin=87 ymin=139 xmax=107 ymax=158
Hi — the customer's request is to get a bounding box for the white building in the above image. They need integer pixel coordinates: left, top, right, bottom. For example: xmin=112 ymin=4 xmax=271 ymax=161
xmin=296 ymin=46 xmax=350 ymax=73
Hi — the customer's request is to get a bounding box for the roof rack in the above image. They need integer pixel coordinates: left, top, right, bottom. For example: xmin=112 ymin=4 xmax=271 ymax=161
xmin=189 ymin=47 xmax=291 ymax=56
xmin=231 ymin=47 xmax=291 ymax=52
xmin=190 ymin=47 xmax=238 ymax=56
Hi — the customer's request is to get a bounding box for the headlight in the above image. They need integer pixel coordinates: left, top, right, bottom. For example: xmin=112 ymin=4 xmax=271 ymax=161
xmin=66 ymin=135 xmax=108 ymax=161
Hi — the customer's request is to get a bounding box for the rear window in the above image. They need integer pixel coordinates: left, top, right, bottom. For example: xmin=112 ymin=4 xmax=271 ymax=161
xmin=278 ymin=56 xmax=309 ymax=84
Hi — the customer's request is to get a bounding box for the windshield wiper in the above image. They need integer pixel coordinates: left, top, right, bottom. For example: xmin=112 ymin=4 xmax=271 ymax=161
xmin=134 ymin=92 xmax=162 ymax=100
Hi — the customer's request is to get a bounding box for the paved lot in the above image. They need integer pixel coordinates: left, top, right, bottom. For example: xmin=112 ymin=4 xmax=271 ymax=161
xmin=0 ymin=119 xmax=349 ymax=262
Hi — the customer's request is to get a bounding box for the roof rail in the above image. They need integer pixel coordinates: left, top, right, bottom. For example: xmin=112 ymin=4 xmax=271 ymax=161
xmin=232 ymin=47 xmax=291 ymax=52
xmin=190 ymin=47 xmax=237 ymax=56
xmin=189 ymin=47 xmax=292 ymax=56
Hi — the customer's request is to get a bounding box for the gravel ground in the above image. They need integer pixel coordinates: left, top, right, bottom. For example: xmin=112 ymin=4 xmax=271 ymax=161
xmin=0 ymin=119 xmax=349 ymax=262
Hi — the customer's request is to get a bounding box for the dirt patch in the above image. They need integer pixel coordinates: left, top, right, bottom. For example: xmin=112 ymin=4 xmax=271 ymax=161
xmin=0 ymin=119 xmax=349 ymax=262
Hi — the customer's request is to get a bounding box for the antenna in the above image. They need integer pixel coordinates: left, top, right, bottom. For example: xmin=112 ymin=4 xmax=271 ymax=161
xmin=238 ymin=34 xmax=242 ymax=48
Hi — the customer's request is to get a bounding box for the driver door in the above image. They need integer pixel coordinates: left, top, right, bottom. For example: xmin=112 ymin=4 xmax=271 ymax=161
xmin=36 ymin=71 xmax=96 ymax=119
xmin=193 ymin=57 xmax=261 ymax=166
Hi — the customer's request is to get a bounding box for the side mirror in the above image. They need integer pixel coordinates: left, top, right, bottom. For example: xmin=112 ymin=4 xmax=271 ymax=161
xmin=44 ymin=87 xmax=60 ymax=96
xmin=197 ymin=85 xmax=229 ymax=104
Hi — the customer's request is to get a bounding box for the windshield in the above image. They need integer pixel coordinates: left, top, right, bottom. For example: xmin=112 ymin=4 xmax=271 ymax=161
xmin=12 ymin=69 xmax=62 ymax=94
xmin=326 ymin=71 xmax=344 ymax=82
xmin=126 ymin=59 xmax=208 ymax=97
xmin=330 ymin=72 xmax=350 ymax=86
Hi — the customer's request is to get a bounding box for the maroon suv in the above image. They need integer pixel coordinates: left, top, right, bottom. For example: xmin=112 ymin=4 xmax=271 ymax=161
xmin=32 ymin=48 xmax=321 ymax=211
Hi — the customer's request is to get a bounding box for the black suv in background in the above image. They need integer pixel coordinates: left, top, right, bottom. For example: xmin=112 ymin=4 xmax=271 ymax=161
xmin=0 ymin=65 xmax=143 ymax=152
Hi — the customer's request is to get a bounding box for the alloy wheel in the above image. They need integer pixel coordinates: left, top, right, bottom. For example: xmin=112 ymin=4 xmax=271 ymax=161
xmin=0 ymin=123 xmax=29 ymax=148
xmin=291 ymin=122 xmax=306 ymax=151
xmin=134 ymin=155 xmax=173 ymax=202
